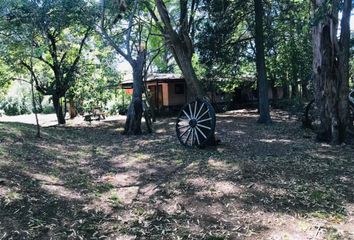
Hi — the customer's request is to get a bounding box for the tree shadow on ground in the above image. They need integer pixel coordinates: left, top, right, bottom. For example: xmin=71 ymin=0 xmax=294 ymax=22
xmin=0 ymin=110 xmax=354 ymax=239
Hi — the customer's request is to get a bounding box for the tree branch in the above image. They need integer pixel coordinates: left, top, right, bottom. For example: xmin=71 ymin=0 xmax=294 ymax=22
xmin=126 ymin=0 xmax=139 ymax=58
xmin=143 ymin=1 xmax=164 ymax=32
xmin=35 ymin=55 xmax=55 ymax=70
xmin=99 ymin=27 xmax=133 ymax=64
xmin=20 ymin=60 xmax=48 ymax=95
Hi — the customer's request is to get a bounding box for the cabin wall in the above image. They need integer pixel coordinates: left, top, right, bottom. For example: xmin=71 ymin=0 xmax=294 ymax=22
xmin=168 ymin=82 xmax=186 ymax=106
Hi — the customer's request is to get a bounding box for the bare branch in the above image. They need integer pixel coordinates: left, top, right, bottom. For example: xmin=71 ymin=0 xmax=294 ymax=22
xmin=20 ymin=60 xmax=48 ymax=95
xmin=126 ymin=0 xmax=139 ymax=57
xmin=99 ymin=27 xmax=133 ymax=64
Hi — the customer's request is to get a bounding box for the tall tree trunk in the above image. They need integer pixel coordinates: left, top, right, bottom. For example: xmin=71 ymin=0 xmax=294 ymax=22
xmin=291 ymin=82 xmax=298 ymax=99
xmin=312 ymin=0 xmax=352 ymax=144
xmin=69 ymin=99 xmax=78 ymax=119
xmin=301 ymin=76 xmax=310 ymax=99
xmin=123 ymin=51 xmax=145 ymax=135
xmin=52 ymin=95 xmax=66 ymax=124
xmin=154 ymin=0 xmax=205 ymax=99
xmin=170 ymin=43 xmax=205 ymax=99
xmin=254 ymin=0 xmax=271 ymax=123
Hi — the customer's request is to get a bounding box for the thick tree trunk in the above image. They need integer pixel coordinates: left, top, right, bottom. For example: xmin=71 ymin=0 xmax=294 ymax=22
xmin=301 ymin=77 xmax=309 ymax=99
xmin=291 ymin=83 xmax=298 ymax=99
xmin=52 ymin=95 xmax=66 ymax=124
xmin=254 ymin=0 xmax=271 ymax=124
xmin=123 ymin=51 xmax=145 ymax=135
xmin=312 ymin=0 xmax=352 ymax=144
xmin=153 ymin=0 xmax=218 ymax=145
xmin=154 ymin=0 xmax=205 ymax=99
xmin=170 ymin=43 xmax=205 ymax=99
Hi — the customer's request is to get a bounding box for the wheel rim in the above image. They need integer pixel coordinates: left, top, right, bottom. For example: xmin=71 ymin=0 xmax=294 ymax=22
xmin=176 ymin=99 xmax=216 ymax=147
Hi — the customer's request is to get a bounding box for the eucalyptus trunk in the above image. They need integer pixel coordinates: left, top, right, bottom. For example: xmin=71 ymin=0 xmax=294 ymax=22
xmin=254 ymin=0 xmax=271 ymax=124
xmin=170 ymin=42 xmax=205 ymax=99
xmin=123 ymin=51 xmax=145 ymax=135
xmin=312 ymin=0 xmax=352 ymax=144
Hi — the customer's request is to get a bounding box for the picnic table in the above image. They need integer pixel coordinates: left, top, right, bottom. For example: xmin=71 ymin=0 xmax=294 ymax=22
xmin=84 ymin=108 xmax=106 ymax=122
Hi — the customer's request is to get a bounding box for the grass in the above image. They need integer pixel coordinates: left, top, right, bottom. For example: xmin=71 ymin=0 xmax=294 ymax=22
xmin=0 ymin=110 xmax=354 ymax=239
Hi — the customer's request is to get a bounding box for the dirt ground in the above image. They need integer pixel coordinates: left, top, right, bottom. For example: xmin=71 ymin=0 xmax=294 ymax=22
xmin=0 ymin=110 xmax=353 ymax=239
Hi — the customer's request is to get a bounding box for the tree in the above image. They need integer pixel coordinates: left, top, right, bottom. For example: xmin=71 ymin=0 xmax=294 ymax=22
xmin=196 ymin=0 xmax=254 ymax=87
xmin=0 ymin=0 xmax=92 ymax=124
xmin=312 ymin=0 xmax=352 ymax=144
xmin=147 ymin=0 xmax=206 ymax=98
xmin=254 ymin=0 xmax=271 ymax=123
xmin=264 ymin=0 xmax=312 ymax=99
xmin=99 ymin=0 xmax=155 ymax=135
xmin=66 ymin=40 xmax=123 ymax=118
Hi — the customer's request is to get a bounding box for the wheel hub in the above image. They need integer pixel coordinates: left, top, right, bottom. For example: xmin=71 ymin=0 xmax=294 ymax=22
xmin=189 ymin=118 xmax=197 ymax=128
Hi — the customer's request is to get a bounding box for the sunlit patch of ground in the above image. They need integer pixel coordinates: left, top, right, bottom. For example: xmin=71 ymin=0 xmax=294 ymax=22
xmin=0 ymin=110 xmax=353 ymax=239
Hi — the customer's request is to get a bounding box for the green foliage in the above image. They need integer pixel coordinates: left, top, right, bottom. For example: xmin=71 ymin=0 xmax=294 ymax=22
xmin=0 ymin=0 xmax=93 ymax=99
xmin=196 ymin=0 xmax=253 ymax=84
xmin=41 ymin=96 xmax=56 ymax=114
xmin=0 ymin=81 xmax=32 ymax=115
xmin=264 ymin=0 xmax=312 ymax=92
xmin=196 ymin=0 xmax=312 ymax=97
xmin=66 ymin=37 xmax=124 ymax=113
xmin=0 ymin=60 xmax=13 ymax=103
xmin=1 ymin=97 xmax=31 ymax=116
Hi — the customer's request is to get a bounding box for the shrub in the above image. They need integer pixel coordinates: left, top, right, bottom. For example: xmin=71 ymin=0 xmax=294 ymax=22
xmin=41 ymin=96 xmax=56 ymax=114
xmin=0 ymin=95 xmax=32 ymax=116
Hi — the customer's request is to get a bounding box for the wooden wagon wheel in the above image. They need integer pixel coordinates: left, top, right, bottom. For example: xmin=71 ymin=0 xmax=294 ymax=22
xmin=176 ymin=99 xmax=216 ymax=147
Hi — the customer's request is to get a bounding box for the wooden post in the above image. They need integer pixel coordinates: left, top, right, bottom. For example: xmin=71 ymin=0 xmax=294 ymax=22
xmin=155 ymin=80 xmax=159 ymax=113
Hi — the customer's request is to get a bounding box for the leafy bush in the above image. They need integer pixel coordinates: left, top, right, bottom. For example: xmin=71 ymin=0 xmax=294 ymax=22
xmin=42 ymin=105 xmax=55 ymax=114
xmin=0 ymin=95 xmax=32 ymax=116
xmin=107 ymin=101 xmax=128 ymax=115
xmin=41 ymin=96 xmax=55 ymax=114
xmin=0 ymin=81 xmax=33 ymax=115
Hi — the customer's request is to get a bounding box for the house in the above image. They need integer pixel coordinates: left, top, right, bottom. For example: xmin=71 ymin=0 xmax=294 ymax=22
xmin=120 ymin=73 xmax=188 ymax=111
xmin=120 ymin=73 xmax=284 ymax=112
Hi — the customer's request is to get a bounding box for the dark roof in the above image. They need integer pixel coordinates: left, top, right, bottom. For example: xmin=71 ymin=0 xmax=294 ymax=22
xmin=121 ymin=73 xmax=184 ymax=85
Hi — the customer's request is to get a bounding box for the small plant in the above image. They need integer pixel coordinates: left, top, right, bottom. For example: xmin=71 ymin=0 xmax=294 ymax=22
xmin=109 ymin=192 xmax=123 ymax=208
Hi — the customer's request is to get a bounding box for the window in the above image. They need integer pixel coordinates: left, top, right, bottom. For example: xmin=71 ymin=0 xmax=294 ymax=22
xmin=175 ymin=83 xmax=185 ymax=94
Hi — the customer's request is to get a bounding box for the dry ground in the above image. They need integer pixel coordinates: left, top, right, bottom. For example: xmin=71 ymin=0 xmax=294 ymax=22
xmin=0 ymin=110 xmax=353 ymax=239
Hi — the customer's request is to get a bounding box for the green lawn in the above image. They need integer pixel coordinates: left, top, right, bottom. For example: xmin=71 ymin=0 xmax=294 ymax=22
xmin=0 ymin=110 xmax=353 ymax=239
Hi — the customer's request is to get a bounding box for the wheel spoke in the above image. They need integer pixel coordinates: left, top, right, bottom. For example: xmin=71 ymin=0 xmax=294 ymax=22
xmin=182 ymin=110 xmax=191 ymax=120
xmin=178 ymin=118 xmax=189 ymax=122
xmin=177 ymin=99 xmax=215 ymax=147
xmin=197 ymin=109 xmax=209 ymax=121
xmin=184 ymin=128 xmax=192 ymax=144
xmin=190 ymin=128 xmax=194 ymax=146
xmin=178 ymin=124 xmax=189 ymax=130
xmin=180 ymin=126 xmax=191 ymax=138
xmin=197 ymin=123 xmax=211 ymax=130
xmin=195 ymin=103 xmax=204 ymax=119
xmin=195 ymin=129 xmax=200 ymax=145
xmin=194 ymin=101 xmax=198 ymax=119
xmin=198 ymin=117 xmax=212 ymax=123
xmin=196 ymin=126 xmax=207 ymax=139
xmin=188 ymin=103 xmax=194 ymax=118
